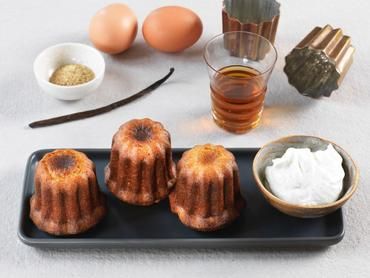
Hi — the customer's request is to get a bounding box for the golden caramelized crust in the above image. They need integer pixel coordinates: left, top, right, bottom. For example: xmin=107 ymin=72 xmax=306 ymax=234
xmin=30 ymin=149 xmax=106 ymax=236
xmin=179 ymin=144 xmax=236 ymax=171
xmin=105 ymin=118 xmax=176 ymax=206
xmin=39 ymin=149 xmax=92 ymax=180
xmin=169 ymin=144 xmax=245 ymax=232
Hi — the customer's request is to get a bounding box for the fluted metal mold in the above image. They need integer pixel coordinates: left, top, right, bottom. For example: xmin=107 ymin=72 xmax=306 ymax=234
xmin=222 ymin=0 xmax=280 ymax=44
xmin=284 ymin=24 xmax=355 ymax=98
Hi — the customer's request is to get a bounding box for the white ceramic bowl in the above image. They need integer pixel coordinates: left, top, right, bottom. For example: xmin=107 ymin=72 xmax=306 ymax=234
xmin=33 ymin=43 xmax=105 ymax=100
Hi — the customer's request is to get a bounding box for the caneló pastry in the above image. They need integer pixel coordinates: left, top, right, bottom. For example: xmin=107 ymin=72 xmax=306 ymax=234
xmin=105 ymin=118 xmax=176 ymax=206
xmin=30 ymin=149 xmax=106 ymax=236
xmin=169 ymin=144 xmax=245 ymax=231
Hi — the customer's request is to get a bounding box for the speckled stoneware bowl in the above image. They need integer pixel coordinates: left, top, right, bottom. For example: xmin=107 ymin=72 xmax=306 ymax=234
xmin=252 ymin=135 xmax=359 ymax=218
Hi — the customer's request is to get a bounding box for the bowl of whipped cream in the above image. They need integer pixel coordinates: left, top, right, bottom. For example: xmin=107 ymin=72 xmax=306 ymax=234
xmin=253 ymin=135 xmax=359 ymax=218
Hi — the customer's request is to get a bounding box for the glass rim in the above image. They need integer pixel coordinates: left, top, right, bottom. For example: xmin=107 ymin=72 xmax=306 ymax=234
xmin=203 ymin=31 xmax=278 ymax=78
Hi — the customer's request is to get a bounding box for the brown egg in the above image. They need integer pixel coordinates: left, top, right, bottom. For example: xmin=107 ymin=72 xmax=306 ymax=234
xmin=89 ymin=3 xmax=138 ymax=54
xmin=142 ymin=6 xmax=203 ymax=53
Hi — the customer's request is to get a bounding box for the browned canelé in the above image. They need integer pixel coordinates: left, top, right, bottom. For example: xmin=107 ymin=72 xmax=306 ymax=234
xmin=30 ymin=149 xmax=107 ymax=236
xmin=105 ymin=118 xmax=176 ymax=206
xmin=169 ymin=144 xmax=246 ymax=231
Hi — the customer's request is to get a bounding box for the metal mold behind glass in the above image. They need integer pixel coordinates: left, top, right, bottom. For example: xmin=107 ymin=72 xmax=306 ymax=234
xmin=222 ymin=0 xmax=280 ymax=44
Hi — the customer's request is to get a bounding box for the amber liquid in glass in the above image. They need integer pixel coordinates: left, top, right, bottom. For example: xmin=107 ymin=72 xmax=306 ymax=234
xmin=210 ymin=65 xmax=266 ymax=133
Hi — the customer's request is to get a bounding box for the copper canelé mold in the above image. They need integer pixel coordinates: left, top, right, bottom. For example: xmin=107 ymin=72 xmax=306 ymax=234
xmin=284 ymin=24 xmax=355 ymax=98
xmin=222 ymin=0 xmax=280 ymax=44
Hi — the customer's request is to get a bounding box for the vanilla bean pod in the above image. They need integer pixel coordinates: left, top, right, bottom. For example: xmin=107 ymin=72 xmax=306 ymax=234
xmin=29 ymin=68 xmax=174 ymax=128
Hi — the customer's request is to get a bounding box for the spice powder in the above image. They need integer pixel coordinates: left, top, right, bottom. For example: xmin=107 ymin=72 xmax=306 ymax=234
xmin=49 ymin=64 xmax=95 ymax=86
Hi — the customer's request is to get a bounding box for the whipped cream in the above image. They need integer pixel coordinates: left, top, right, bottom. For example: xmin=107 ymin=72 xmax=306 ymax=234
xmin=265 ymin=144 xmax=345 ymax=205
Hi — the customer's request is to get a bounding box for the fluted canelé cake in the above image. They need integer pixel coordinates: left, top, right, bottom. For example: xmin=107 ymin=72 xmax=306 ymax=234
xmin=105 ymin=118 xmax=176 ymax=206
xmin=30 ymin=149 xmax=107 ymax=236
xmin=169 ymin=144 xmax=246 ymax=231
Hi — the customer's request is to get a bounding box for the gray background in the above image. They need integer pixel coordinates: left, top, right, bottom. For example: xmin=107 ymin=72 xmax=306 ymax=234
xmin=1 ymin=0 xmax=369 ymax=277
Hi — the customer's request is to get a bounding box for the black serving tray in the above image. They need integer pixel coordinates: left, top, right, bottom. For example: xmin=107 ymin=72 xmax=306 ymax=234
xmin=18 ymin=149 xmax=344 ymax=248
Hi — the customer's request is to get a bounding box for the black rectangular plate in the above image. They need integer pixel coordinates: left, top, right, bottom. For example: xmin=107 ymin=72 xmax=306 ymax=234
xmin=18 ymin=149 xmax=344 ymax=248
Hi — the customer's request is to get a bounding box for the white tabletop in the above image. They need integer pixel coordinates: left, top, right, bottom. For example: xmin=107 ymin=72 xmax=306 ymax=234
xmin=1 ymin=0 xmax=369 ymax=276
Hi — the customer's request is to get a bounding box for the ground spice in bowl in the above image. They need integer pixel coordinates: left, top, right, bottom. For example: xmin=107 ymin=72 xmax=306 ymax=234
xmin=49 ymin=64 xmax=95 ymax=86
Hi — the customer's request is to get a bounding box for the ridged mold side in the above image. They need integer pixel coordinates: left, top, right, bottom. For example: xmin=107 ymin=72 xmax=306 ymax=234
xmin=296 ymin=24 xmax=355 ymax=83
xmin=222 ymin=0 xmax=280 ymax=43
xmin=284 ymin=24 xmax=354 ymax=98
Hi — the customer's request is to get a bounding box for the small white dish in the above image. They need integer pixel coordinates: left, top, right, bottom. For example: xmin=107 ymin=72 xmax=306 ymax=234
xmin=33 ymin=42 xmax=105 ymax=100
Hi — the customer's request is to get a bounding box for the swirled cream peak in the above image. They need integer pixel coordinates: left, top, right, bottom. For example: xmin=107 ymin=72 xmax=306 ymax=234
xmin=265 ymin=144 xmax=345 ymax=206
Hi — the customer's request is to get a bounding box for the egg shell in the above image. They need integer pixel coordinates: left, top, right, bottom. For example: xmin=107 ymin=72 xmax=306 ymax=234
xmin=142 ymin=6 xmax=203 ymax=53
xmin=89 ymin=3 xmax=138 ymax=54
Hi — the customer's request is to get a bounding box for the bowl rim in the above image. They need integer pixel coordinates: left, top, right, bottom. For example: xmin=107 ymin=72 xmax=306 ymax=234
xmin=33 ymin=42 xmax=105 ymax=90
xmin=252 ymin=135 xmax=360 ymax=210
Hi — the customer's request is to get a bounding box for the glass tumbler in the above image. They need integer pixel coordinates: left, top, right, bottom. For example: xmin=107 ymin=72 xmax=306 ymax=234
xmin=203 ymin=31 xmax=277 ymax=133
